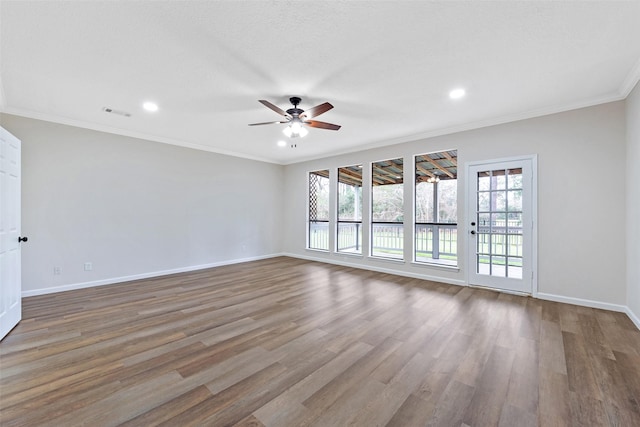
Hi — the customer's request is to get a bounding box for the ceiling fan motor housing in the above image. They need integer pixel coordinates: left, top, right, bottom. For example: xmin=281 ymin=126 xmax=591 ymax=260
xmin=287 ymin=97 xmax=304 ymax=116
xmin=289 ymin=96 xmax=302 ymax=106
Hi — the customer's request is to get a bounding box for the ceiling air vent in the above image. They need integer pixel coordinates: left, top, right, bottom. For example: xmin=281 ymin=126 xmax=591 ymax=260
xmin=102 ymin=107 xmax=131 ymax=117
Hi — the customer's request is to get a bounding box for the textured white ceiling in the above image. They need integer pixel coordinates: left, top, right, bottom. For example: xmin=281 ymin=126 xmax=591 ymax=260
xmin=1 ymin=1 xmax=640 ymax=164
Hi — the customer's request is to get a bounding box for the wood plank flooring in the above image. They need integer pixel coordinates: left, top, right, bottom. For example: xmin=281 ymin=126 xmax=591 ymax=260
xmin=1 ymin=256 xmax=640 ymax=426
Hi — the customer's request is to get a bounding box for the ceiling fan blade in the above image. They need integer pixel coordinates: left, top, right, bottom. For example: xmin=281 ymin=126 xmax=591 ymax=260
xmin=305 ymin=120 xmax=341 ymax=130
xmin=259 ymin=100 xmax=291 ymax=117
xmin=248 ymin=121 xmax=287 ymax=126
xmin=300 ymin=102 xmax=333 ymax=119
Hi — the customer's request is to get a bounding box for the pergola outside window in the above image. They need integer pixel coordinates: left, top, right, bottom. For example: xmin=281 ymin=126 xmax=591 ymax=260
xmin=415 ymin=150 xmax=458 ymax=266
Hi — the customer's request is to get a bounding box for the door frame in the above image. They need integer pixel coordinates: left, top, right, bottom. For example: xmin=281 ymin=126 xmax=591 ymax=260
xmin=465 ymin=155 xmax=538 ymax=295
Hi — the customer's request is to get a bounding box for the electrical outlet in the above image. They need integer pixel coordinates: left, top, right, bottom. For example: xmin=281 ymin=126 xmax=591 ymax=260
xmin=54 ymin=267 xmax=61 ymax=275
xmin=84 ymin=262 xmax=92 ymax=271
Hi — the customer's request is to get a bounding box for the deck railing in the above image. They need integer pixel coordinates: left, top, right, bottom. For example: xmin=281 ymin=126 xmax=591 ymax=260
xmin=337 ymin=222 xmax=362 ymax=253
xmin=309 ymin=221 xmax=329 ymax=250
xmin=309 ymin=221 xmax=459 ymax=265
xmin=415 ymin=223 xmax=457 ymax=265
xmin=371 ymin=222 xmax=404 ymax=259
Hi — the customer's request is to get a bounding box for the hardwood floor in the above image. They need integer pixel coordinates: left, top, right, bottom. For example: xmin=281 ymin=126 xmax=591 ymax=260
xmin=1 ymin=256 xmax=640 ymax=426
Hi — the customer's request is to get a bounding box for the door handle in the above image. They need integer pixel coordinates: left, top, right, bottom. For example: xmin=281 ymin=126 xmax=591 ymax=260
xmin=470 ymin=230 xmax=476 ymax=235
xmin=18 ymin=236 xmax=28 ymax=242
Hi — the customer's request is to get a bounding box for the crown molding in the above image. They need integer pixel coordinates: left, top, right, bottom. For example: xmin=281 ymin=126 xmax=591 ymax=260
xmin=282 ymin=92 xmax=625 ymax=165
xmin=619 ymin=56 xmax=640 ymax=97
xmin=0 ymin=107 xmax=282 ymax=165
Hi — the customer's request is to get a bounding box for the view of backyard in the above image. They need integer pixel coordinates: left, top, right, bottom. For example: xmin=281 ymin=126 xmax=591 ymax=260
xmin=308 ymin=151 xmax=461 ymax=266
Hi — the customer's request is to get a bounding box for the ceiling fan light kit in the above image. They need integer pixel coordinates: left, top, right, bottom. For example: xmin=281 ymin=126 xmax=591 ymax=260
xmin=282 ymin=116 xmax=308 ymax=138
xmin=249 ymin=96 xmax=341 ymax=138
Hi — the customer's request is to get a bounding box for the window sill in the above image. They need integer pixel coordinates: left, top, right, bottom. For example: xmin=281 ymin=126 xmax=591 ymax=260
xmin=368 ymin=256 xmax=405 ymax=265
xmin=411 ymin=261 xmax=460 ymax=272
xmin=335 ymin=251 xmax=364 ymax=258
xmin=306 ymin=248 xmax=330 ymax=254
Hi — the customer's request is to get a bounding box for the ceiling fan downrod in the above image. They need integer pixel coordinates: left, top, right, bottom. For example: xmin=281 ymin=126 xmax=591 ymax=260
xmin=286 ymin=97 xmax=304 ymax=117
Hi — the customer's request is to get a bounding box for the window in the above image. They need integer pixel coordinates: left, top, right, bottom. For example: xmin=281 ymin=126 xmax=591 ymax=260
xmin=415 ymin=150 xmax=458 ymax=266
xmin=308 ymin=170 xmax=330 ymax=251
xmin=337 ymin=165 xmax=363 ymax=254
xmin=371 ymin=158 xmax=403 ymax=259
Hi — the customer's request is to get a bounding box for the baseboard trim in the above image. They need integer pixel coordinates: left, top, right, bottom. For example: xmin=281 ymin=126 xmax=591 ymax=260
xmin=536 ymin=292 xmax=627 ymax=313
xmin=21 ymin=253 xmax=284 ymax=297
xmin=626 ymin=306 xmax=640 ymax=330
xmin=283 ymin=252 xmax=467 ymax=287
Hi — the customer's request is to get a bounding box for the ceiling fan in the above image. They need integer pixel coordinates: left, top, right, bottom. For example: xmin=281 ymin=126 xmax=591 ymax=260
xmin=248 ymin=97 xmax=341 ymax=138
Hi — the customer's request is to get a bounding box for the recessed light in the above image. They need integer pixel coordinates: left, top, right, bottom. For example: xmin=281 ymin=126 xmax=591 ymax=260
xmin=449 ymin=88 xmax=466 ymax=99
xmin=277 ymin=140 xmax=286 ymax=147
xmin=143 ymin=102 xmax=159 ymax=112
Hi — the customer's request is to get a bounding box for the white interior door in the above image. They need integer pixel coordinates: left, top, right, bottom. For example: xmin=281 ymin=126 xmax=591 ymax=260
xmin=1 ymin=127 xmax=22 ymax=340
xmin=467 ymin=157 xmax=536 ymax=294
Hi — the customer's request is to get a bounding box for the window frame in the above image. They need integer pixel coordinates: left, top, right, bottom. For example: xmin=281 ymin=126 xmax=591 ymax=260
xmin=414 ymin=151 xmax=458 ymax=267
xmin=370 ymin=157 xmax=404 ymax=260
xmin=336 ymin=165 xmax=363 ymax=255
xmin=307 ymin=169 xmax=330 ymax=252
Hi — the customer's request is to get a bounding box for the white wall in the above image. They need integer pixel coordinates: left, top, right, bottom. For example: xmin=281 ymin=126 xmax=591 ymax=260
xmin=283 ymin=102 xmax=627 ymax=307
xmin=0 ymin=114 xmax=284 ymax=295
xmin=627 ymin=83 xmax=640 ymax=325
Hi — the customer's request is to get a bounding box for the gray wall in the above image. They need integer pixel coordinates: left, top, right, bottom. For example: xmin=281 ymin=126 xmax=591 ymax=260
xmin=1 ymin=114 xmax=284 ymax=294
xmin=627 ymin=83 xmax=640 ymax=323
xmin=282 ymin=101 xmax=627 ymax=307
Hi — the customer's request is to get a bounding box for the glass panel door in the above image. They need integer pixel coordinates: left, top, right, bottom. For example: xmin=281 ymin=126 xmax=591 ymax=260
xmin=468 ymin=159 xmax=534 ymax=293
